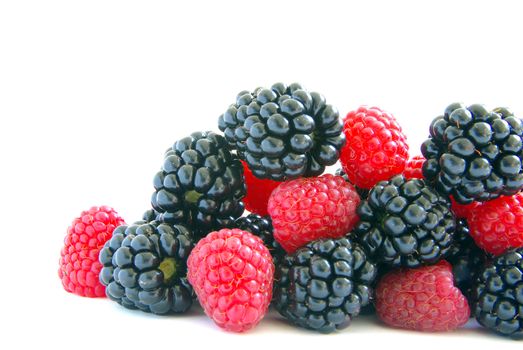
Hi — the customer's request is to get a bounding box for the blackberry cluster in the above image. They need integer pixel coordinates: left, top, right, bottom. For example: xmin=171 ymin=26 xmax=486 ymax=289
xmin=151 ymin=131 xmax=246 ymax=237
xmin=274 ymin=237 xmax=377 ymax=333
xmin=234 ymin=214 xmax=285 ymax=265
xmin=218 ymin=82 xmax=345 ymax=181
xmin=447 ymin=219 xmax=488 ymax=301
xmin=354 ymin=175 xmax=456 ymax=267
xmin=422 ymin=103 xmax=523 ymax=204
xmin=473 ymin=247 xmax=523 ymax=339
xmin=99 ymin=221 xmax=194 ymax=314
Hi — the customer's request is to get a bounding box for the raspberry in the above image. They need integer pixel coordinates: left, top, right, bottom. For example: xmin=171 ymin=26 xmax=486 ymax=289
xmin=354 ymin=175 xmax=456 ymax=267
xmin=187 ymin=229 xmax=274 ymax=332
xmin=422 ymin=103 xmax=523 ymax=204
xmin=467 ymin=193 xmax=523 ymax=255
xmin=268 ymin=174 xmax=360 ymax=254
xmin=340 ymin=106 xmax=409 ymax=189
xmin=59 ymin=206 xmax=125 ymax=297
xmin=99 ymin=221 xmax=194 ymax=314
xmin=449 ymin=196 xmax=480 ymax=219
xmin=274 ymin=237 xmax=377 ymax=333
xmin=473 ymin=247 xmax=523 ymax=339
xmin=241 ymin=161 xmax=280 ymax=216
xmin=403 ymin=155 xmax=425 ymax=180
xmin=376 ymin=261 xmax=470 ymax=332
xmin=218 ymin=82 xmax=345 ymax=181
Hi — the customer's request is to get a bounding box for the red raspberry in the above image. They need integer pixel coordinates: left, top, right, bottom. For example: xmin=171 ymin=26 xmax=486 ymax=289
xmin=58 ymin=206 xmax=125 ymax=297
xmin=340 ymin=106 xmax=409 ymax=189
xmin=267 ymin=174 xmax=360 ymax=254
xmin=187 ymin=228 xmax=274 ymax=332
xmin=468 ymin=193 xmax=523 ymax=255
xmin=376 ymin=261 xmax=470 ymax=332
xmin=449 ymin=196 xmax=480 ymax=220
xmin=241 ymin=160 xmax=280 ymax=216
xmin=403 ymin=155 xmax=425 ymax=180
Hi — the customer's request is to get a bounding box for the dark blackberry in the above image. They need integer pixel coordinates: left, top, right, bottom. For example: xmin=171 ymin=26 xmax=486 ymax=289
xmin=473 ymin=247 xmax=523 ymax=339
xmin=151 ymin=131 xmax=246 ymax=238
xmin=422 ymin=103 xmax=523 ymax=204
xmin=354 ymin=174 xmax=456 ymax=268
xmin=218 ymin=82 xmax=345 ymax=181
xmin=447 ymin=219 xmax=489 ymax=302
xmin=141 ymin=209 xmax=158 ymax=222
xmin=99 ymin=221 xmax=194 ymax=314
xmin=274 ymin=237 xmax=377 ymax=333
xmin=234 ymin=214 xmax=285 ymax=266
xmin=335 ymin=167 xmax=369 ymax=199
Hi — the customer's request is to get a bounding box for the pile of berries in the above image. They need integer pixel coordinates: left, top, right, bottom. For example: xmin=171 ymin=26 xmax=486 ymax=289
xmin=59 ymin=83 xmax=523 ymax=339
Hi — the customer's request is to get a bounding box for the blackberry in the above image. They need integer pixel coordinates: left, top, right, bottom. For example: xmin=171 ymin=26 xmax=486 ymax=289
xmin=141 ymin=209 xmax=158 ymax=222
xmin=274 ymin=237 xmax=377 ymax=333
xmin=473 ymin=247 xmax=523 ymax=339
xmin=422 ymin=103 xmax=523 ymax=204
xmin=151 ymin=131 xmax=246 ymax=237
xmin=354 ymin=174 xmax=456 ymax=267
xmin=218 ymin=82 xmax=345 ymax=181
xmin=99 ymin=221 xmax=194 ymax=314
xmin=335 ymin=167 xmax=369 ymax=199
xmin=447 ymin=219 xmax=488 ymax=302
xmin=234 ymin=214 xmax=285 ymax=265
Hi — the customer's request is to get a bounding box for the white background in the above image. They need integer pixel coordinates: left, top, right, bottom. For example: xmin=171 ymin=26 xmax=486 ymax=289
xmin=1 ymin=0 xmax=522 ymax=348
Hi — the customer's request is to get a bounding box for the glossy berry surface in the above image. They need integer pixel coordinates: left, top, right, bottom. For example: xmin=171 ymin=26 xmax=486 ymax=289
xmin=241 ymin=160 xmax=280 ymax=216
xmin=376 ymin=261 xmax=470 ymax=332
xmin=422 ymin=103 xmax=523 ymax=204
xmin=59 ymin=206 xmax=125 ymax=297
xmin=354 ymin=175 xmax=456 ymax=267
xmin=274 ymin=237 xmax=377 ymax=333
xmin=187 ymin=229 xmax=274 ymax=332
xmin=218 ymin=82 xmax=345 ymax=181
xmin=335 ymin=167 xmax=369 ymax=199
xmin=473 ymin=247 xmax=523 ymax=339
xmin=467 ymin=193 xmax=523 ymax=255
xmin=403 ymin=155 xmax=425 ymax=180
xmin=151 ymin=131 xmax=246 ymax=237
xmin=234 ymin=214 xmax=285 ymax=265
xmin=268 ymin=174 xmax=360 ymax=254
xmin=449 ymin=196 xmax=480 ymax=220
xmin=447 ymin=219 xmax=488 ymax=302
xmin=99 ymin=221 xmax=194 ymax=314
xmin=340 ymin=106 xmax=409 ymax=189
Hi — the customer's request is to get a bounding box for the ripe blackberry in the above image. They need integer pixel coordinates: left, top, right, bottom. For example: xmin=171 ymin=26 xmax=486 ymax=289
xmin=422 ymin=103 xmax=523 ymax=204
xmin=473 ymin=247 xmax=523 ymax=339
xmin=218 ymin=82 xmax=345 ymax=181
xmin=335 ymin=167 xmax=369 ymax=199
xmin=354 ymin=175 xmax=456 ymax=267
xmin=234 ymin=214 xmax=285 ymax=265
xmin=99 ymin=221 xmax=194 ymax=314
xmin=447 ymin=219 xmax=488 ymax=302
xmin=151 ymin=131 xmax=246 ymax=237
xmin=274 ymin=237 xmax=377 ymax=333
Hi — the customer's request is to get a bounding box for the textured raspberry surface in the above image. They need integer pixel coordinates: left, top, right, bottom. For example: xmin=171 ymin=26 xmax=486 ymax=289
xmin=340 ymin=106 xmax=409 ymax=189
xmin=450 ymin=196 xmax=480 ymax=219
xmin=241 ymin=161 xmax=280 ymax=216
xmin=187 ymin=229 xmax=274 ymax=332
xmin=59 ymin=206 xmax=125 ymax=297
xmin=267 ymin=174 xmax=360 ymax=253
xmin=468 ymin=193 xmax=523 ymax=255
xmin=376 ymin=261 xmax=470 ymax=332
xmin=403 ymin=155 xmax=425 ymax=180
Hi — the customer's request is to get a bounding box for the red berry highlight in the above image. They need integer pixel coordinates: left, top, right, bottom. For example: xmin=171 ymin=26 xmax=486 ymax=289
xmin=241 ymin=160 xmax=280 ymax=216
xmin=187 ymin=229 xmax=274 ymax=332
xmin=268 ymin=174 xmax=360 ymax=254
xmin=403 ymin=155 xmax=425 ymax=180
xmin=59 ymin=206 xmax=125 ymax=297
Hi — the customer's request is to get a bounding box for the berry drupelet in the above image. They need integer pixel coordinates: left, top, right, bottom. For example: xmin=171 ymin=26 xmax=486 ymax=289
xmin=99 ymin=221 xmax=194 ymax=314
xmin=473 ymin=247 xmax=523 ymax=339
xmin=151 ymin=131 xmax=246 ymax=238
xmin=422 ymin=103 xmax=523 ymax=204
xmin=354 ymin=175 xmax=456 ymax=268
xmin=218 ymin=82 xmax=345 ymax=181
xmin=274 ymin=237 xmax=377 ymax=333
